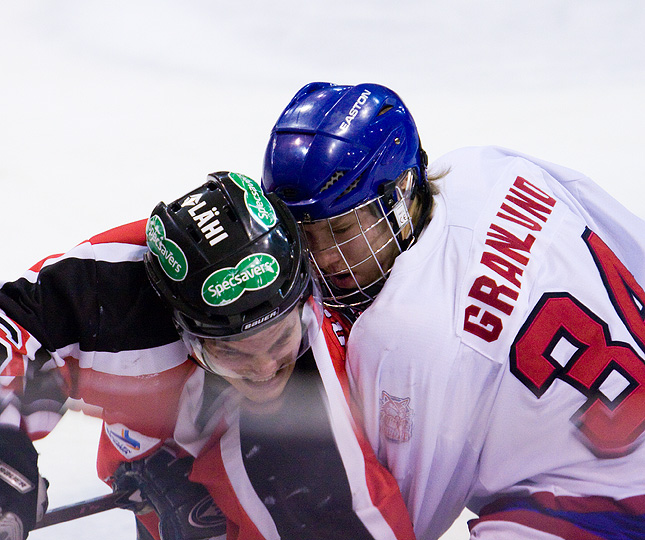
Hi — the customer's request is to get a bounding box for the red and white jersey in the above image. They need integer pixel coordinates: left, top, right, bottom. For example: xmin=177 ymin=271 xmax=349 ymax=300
xmin=0 ymin=220 xmax=415 ymax=540
xmin=347 ymin=146 xmax=645 ymax=539
xmin=0 ymin=220 xmax=192 ymax=449
xmin=184 ymin=309 xmax=414 ymax=540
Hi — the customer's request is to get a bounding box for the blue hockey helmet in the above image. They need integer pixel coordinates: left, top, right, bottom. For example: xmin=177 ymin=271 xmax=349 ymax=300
xmin=262 ymin=83 xmax=431 ymax=308
xmin=262 ymin=82 xmax=428 ymax=222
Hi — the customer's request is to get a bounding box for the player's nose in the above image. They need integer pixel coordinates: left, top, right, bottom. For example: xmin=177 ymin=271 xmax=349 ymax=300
xmin=313 ymin=246 xmax=347 ymax=274
xmin=248 ymin=355 xmax=284 ymax=380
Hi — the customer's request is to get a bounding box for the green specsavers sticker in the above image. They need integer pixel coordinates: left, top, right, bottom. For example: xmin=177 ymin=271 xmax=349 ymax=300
xmin=146 ymin=215 xmax=188 ymax=281
xmin=229 ymin=172 xmax=277 ymax=228
xmin=202 ymin=253 xmax=280 ymax=306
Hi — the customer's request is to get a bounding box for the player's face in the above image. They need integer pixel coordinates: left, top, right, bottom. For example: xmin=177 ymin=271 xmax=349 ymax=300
xmin=303 ymin=205 xmax=400 ymax=291
xmin=201 ymin=309 xmax=302 ymax=403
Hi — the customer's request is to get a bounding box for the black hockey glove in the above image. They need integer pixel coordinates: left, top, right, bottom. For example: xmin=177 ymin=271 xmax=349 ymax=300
xmin=0 ymin=426 xmax=48 ymax=540
xmin=112 ymin=447 xmax=226 ymax=540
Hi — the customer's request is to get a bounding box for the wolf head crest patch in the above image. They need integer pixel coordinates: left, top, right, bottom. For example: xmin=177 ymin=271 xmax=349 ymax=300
xmin=379 ymin=391 xmax=413 ymax=443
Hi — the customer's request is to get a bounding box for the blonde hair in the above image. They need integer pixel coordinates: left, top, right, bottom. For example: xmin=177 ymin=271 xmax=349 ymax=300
xmin=426 ymin=165 xmax=449 ymax=196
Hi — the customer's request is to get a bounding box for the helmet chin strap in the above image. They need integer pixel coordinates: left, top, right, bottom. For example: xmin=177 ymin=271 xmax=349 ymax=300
xmin=322 ymin=278 xmax=385 ymax=310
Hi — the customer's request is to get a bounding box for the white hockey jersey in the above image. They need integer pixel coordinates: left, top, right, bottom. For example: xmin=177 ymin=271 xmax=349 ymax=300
xmin=347 ymin=146 xmax=645 ymax=539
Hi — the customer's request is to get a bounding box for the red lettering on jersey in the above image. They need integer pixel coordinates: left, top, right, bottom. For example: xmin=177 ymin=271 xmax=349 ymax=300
xmin=511 ymin=228 xmax=645 ymax=457
xmin=464 ymin=176 xmax=555 ymax=343
xmin=511 ymin=294 xmax=645 ymax=457
xmin=485 ymin=224 xmax=535 ymax=266
xmin=497 ymin=176 xmax=555 ymax=231
xmin=464 ymin=305 xmax=503 ymax=342
xmin=497 ymin=203 xmax=544 ymax=231
xmin=468 ymin=275 xmax=517 ymax=315
xmin=583 ymin=229 xmax=645 ymax=352
xmin=505 ymin=176 xmax=556 ymax=223
xmin=480 ymin=252 xmax=524 ymax=288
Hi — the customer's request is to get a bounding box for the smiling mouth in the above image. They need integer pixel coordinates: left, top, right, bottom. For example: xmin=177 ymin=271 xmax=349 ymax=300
xmin=245 ymin=373 xmax=278 ymax=383
xmin=243 ymin=364 xmax=289 ymax=383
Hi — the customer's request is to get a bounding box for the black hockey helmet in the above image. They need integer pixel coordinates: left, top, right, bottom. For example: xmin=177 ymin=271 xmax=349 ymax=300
xmin=144 ymin=172 xmax=322 ymax=374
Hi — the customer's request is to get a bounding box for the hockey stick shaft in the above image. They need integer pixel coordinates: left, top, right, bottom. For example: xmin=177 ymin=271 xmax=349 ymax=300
xmin=33 ymin=488 xmax=136 ymax=529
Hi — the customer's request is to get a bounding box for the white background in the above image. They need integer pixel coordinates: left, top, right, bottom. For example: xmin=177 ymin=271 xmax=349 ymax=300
xmin=1 ymin=1 xmax=643 ymax=538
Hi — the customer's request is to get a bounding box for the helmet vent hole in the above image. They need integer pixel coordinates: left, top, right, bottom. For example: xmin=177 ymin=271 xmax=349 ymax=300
xmin=224 ymin=205 xmax=238 ymax=222
xmin=321 ymin=171 xmax=345 ymax=193
xmin=169 ymin=202 xmax=181 ymax=213
xmin=377 ymin=105 xmax=393 ymax=116
xmin=188 ymin=226 xmax=201 ymax=243
xmin=336 ymin=172 xmax=363 ymax=200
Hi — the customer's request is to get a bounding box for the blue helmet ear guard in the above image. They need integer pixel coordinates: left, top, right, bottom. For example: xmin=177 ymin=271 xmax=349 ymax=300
xmin=262 ymin=82 xmax=430 ymax=223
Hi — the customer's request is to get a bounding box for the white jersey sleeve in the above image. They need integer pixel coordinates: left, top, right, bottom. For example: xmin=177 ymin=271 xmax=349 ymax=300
xmin=347 ymin=146 xmax=645 ymax=539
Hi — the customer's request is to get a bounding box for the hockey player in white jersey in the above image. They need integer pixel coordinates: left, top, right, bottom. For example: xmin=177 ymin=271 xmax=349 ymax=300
xmin=262 ymin=82 xmax=645 ymax=539
xmin=0 ymin=172 xmax=415 ymax=540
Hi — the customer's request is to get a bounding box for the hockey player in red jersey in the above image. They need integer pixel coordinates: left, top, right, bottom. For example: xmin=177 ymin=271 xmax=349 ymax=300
xmin=262 ymin=82 xmax=645 ymax=539
xmin=0 ymin=172 xmax=415 ymax=540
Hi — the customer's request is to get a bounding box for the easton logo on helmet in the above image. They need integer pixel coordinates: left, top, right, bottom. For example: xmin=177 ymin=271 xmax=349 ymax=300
xmin=339 ymin=88 xmax=371 ymax=132
xmin=202 ymin=253 xmax=280 ymax=306
xmin=229 ymin=172 xmax=277 ymax=228
xmin=146 ymin=215 xmax=188 ymax=281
